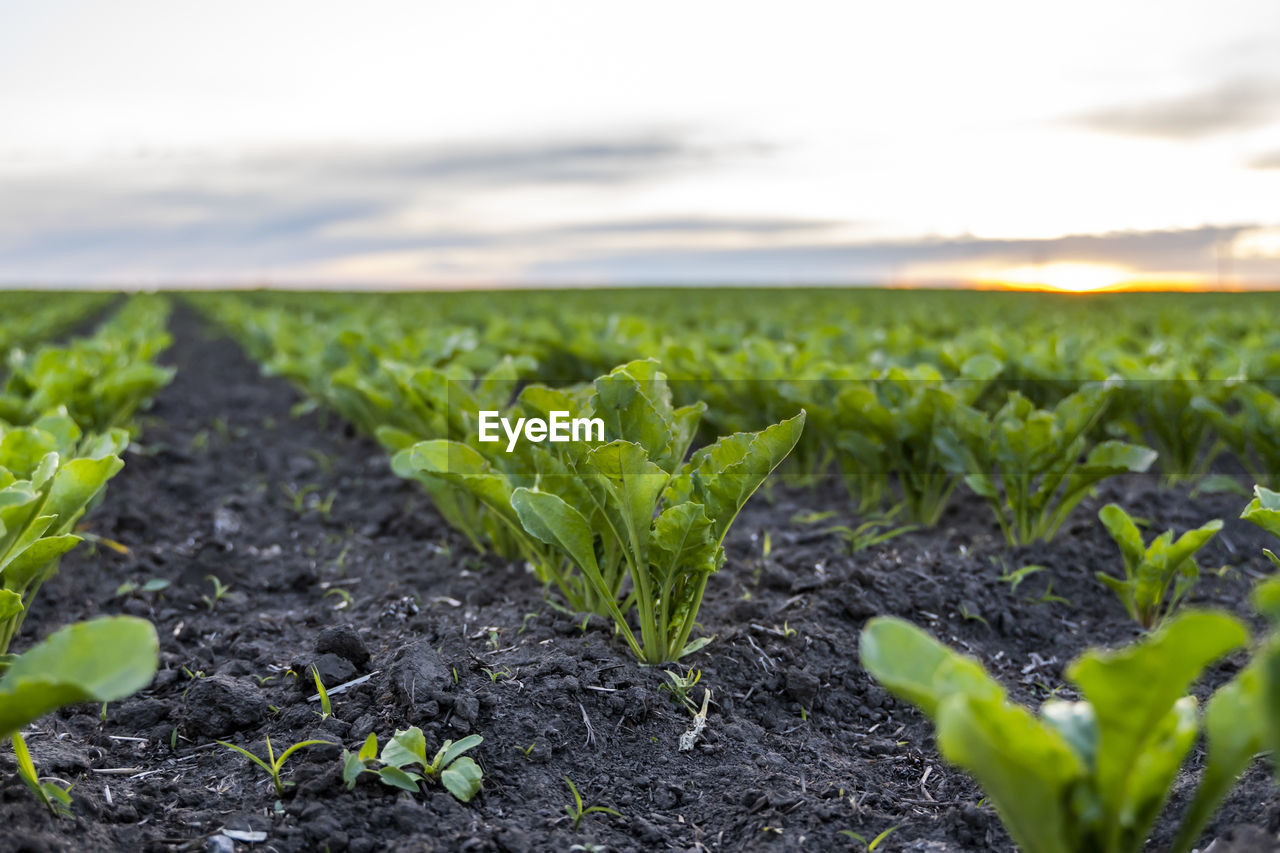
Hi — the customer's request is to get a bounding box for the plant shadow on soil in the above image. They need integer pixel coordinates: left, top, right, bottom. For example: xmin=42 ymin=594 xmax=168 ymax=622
xmin=1 ymin=308 xmax=1278 ymax=852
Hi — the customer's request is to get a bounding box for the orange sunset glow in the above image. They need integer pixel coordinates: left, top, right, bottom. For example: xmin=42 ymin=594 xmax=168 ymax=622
xmin=971 ymin=262 xmax=1214 ymax=293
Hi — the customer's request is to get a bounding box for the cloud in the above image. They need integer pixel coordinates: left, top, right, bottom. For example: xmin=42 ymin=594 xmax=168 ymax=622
xmin=1 ymin=131 xmax=1275 ymax=287
xmin=1072 ymin=77 xmax=1280 ymax=140
xmin=544 ymin=217 xmax=844 ymax=236
xmin=524 ymin=226 xmax=1262 ymax=285
xmin=237 ymin=136 xmax=710 ymax=188
xmin=1247 ymin=149 xmax=1280 ymax=169
xmin=0 ymin=132 xmax=739 ymax=281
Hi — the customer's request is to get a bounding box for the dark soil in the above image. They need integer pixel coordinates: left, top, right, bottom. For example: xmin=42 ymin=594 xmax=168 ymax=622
xmin=2 ymin=308 xmax=1278 ymax=852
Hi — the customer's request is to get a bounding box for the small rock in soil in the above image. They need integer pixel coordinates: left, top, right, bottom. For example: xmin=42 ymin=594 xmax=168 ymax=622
xmin=206 ymin=834 xmax=237 ymax=853
xmin=315 ymin=624 xmax=371 ymax=668
xmin=387 ymin=639 xmax=452 ymax=705
xmin=784 ymin=667 xmax=821 ymax=705
xmin=297 ymin=652 xmax=357 ymax=692
xmin=183 ymin=675 xmax=267 ymax=737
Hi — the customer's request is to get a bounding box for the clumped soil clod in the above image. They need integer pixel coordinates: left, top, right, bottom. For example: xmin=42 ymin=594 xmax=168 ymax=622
xmin=2 ymin=310 xmax=1277 ymax=852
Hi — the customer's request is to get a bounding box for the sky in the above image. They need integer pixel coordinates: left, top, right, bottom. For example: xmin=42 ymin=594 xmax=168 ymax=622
xmin=2 ymin=0 xmax=1279 ymax=289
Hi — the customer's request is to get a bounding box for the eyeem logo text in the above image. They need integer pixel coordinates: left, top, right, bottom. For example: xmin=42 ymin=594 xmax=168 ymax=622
xmin=478 ymin=411 xmax=605 ymax=452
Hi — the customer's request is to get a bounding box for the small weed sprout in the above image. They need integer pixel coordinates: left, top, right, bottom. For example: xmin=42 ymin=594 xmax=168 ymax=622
xmin=998 ymin=563 xmax=1046 ymax=594
xmin=12 ymin=733 xmax=73 ymax=818
xmin=660 ymin=668 xmax=703 ymax=713
xmin=839 ymin=826 xmax=899 ymax=850
xmin=562 ymin=776 xmax=621 ymax=830
xmin=826 ymin=510 xmax=917 ymax=554
xmin=311 ymin=667 xmax=334 ymax=719
xmin=216 ymin=735 xmax=335 ymax=799
xmin=324 ymin=588 xmax=352 ymax=610
xmin=202 ymin=575 xmax=230 ymax=612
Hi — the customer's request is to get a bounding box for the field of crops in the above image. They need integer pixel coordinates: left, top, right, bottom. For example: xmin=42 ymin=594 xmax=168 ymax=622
xmin=3 ymin=288 xmax=1280 ymax=852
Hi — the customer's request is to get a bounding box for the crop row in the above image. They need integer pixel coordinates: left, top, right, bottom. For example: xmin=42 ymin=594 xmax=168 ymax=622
xmin=197 ymin=289 xmax=1280 ymax=526
xmin=191 ymin=289 xmax=1280 ymax=850
xmin=0 ymin=295 xmax=173 ymax=814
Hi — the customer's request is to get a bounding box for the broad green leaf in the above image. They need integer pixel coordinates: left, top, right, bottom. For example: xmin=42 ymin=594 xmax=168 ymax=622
xmin=578 ymin=441 xmax=668 ymax=567
xmin=936 ymin=693 xmax=1083 ymax=853
xmin=0 ymin=429 xmax=57 ymax=479
xmin=440 ymin=755 xmax=483 ymax=802
xmin=0 ymin=533 xmax=80 ymax=593
xmin=1098 ymin=504 xmax=1144 ymax=576
xmin=651 ymin=502 xmax=720 ymax=585
xmin=342 ymin=751 xmax=368 ymax=789
xmin=377 ymin=766 xmax=423 ymax=793
xmin=1165 ymin=519 xmax=1224 ymax=570
xmin=374 ymin=425 xmax=418 ymax=454
xmin=399 ymin=440 xmax=519 ymax=527
xmin=1066 ymin=610 xmax=1247 ymax=835
xmin=591 ymin=360 xmax=681 ymax=465
xmin=670 ymin=412 xmax=805 ymax=546
xmin=859 ymin=617 xmax=1002 ymax=718
xmin=43 ymin=456 xmax=124 ymax=532
xmin=357 ymin=732 xmax=379 ymax=762
xmin=0 ymin=590 xmax=21 ymax=622
xmin=381 ymin=726 xmax=429 ymax=770
xmin=0 ymin=616 xmax=159 ymax=740
xmin=511 ymin=489 xmax=602 ymax=581
xmin=1241 ymin=485 xmax=1280 ymax=539
xmin=438 ymin=734 xmax=483 ymax=769
xmin=1081 ymin=441 xmax=1158 ymax=478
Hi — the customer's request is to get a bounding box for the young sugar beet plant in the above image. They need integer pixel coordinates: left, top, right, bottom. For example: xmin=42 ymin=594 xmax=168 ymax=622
xmin=1 ymin=414 xmax=128 ymax=652
xmin=393 ymin=380 xmax=616 ymax=613
xmin=370 ymin=357 xmax=536 ymax=560
xmin=1095 ymin=503 xmax=1222 ymax=630
xmin=342 ymin=727 xmax=483 ymax=803
xmin=829 ymin=357 xmax=1001 ymax=525
xmin=935 ymin=384 xmax=1157 ymax=545
xmin=860 ymin=609 xmax=1271 ymax=853
xmin=397 ymin=360 xmax=805 ymax=664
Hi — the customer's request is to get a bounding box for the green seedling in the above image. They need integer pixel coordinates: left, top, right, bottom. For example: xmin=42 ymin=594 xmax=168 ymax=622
xmin=282 ymin=482 xmax=319 ymax=515
xmin=114 ymin=577 xmax=170 ymax=599
xmin=483 ymin=666 xmax=512 ymax=683
xmin=202 ymin=575 xmax=230 ymax=611
xmin=660 ymin=667 xmax=703 ymax=713
xmin=562 ymin=775 xmax=621 ymax=830
xmin=1096 ymin=504 xmax=1222 ymax=629
xmin=217 ymin=735 xmax=335 ymax=799
xmin=12 ymin=731 xmax=72 ymax=818
xmin=342 ymin=727 xmax=483 ymax=802
xmin=324 ymin=588 xmax=352 ymax=610
xmin=311 ymin=667 xmax=333 ymax=719
xmin=998 ymin=563 xmax=1046 ymax=594
xmin=839 ymin=826 xmax=899 ymax=850
xmin=826 ymin=509 xmax=917 ymax=553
